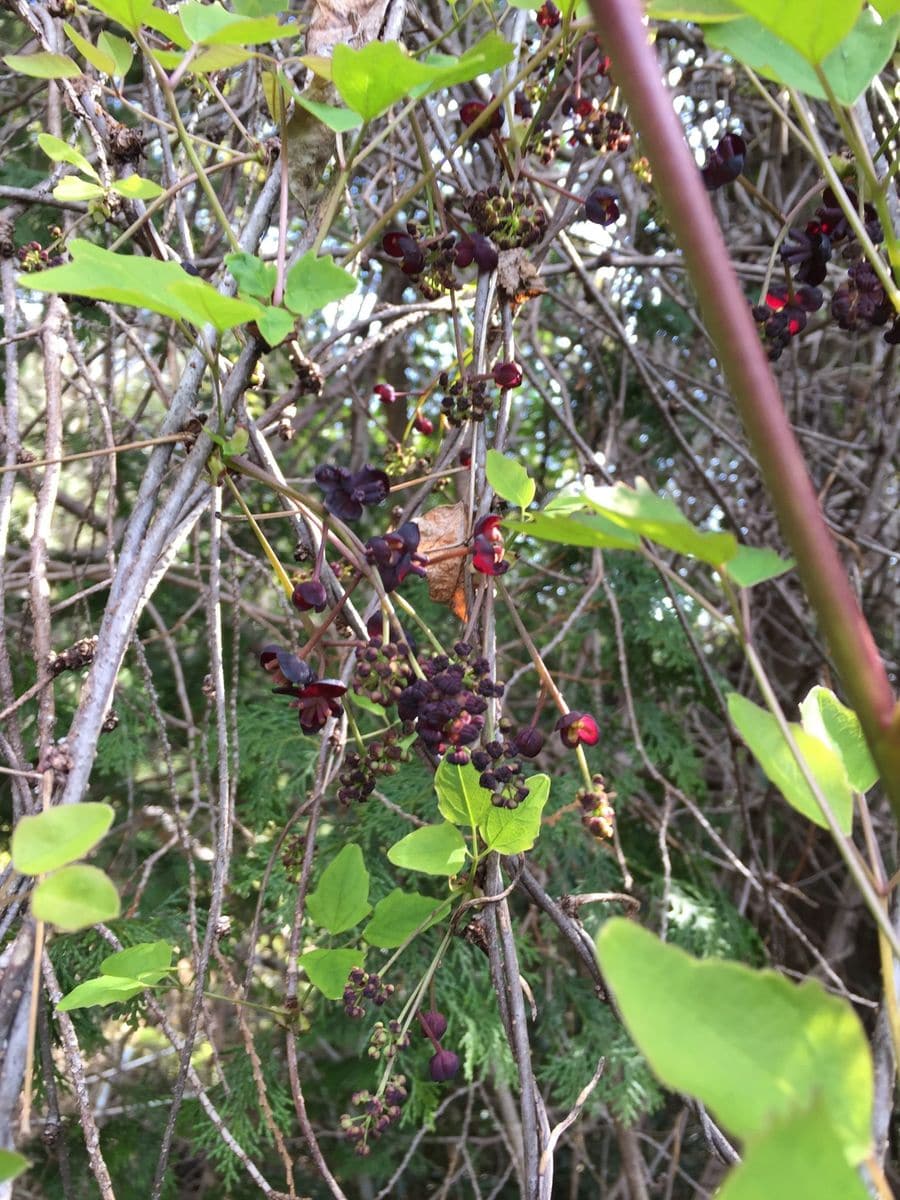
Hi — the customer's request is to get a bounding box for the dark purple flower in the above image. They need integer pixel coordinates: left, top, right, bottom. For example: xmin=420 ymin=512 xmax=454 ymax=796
xmin=701 ymin=133 xmax=746 ymax=191
xmin=455 ymin=233 xmax=498 ymax=272
xmin=584 ymin=186 xmax=620 ymax=226
xmin=780 ymin=222 xmax=831 ymax=287
xmin=418 ymin=1010 xmax=448 ymax=1041
xmin=459 ymin=100 xmax=504 ymax=136
xmin=292 ymin=579 xmax=328 ymax=612
xmin=414 ymin=413 xmax=434 ymax=436
xmin=373 ymin=383 xmax=396 ymax=405
xmin=382 ymin=231 xmax=425 ymax=276
xmin=289 ymin=678 xmax=347 ymax=733
xmin=536 ymin=0 xmax=560 ymax=26
xmin=513 ymin=726 xmax=544 ymax=758
xmin=471 ymin=514 xmax=509 ymax=576
xmin=491 ymin=361 xmax=523 ymax=389
xmin=556 ymin=711 xmax=600 ymax=747
xmin=831 ymin=260 xmax=892 ymax=331
xmin=314 ymin=463 xmax=390 ymax=521
xmin=815 ymin=186 xmax=882 ymax=245
xmin=259 ymin=645 xmax=315 ymax=689
xmin=429 ymin=1049 xmax=460 ymax=1082
xmin=750 ymin=284 xmax=823 ymax=360
xmin=365 ymin=522 xmax=428 ymax=593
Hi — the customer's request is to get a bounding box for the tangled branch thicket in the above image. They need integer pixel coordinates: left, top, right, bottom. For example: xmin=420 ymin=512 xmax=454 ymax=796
xmin=0 ymin=0 xmax=898 ymax=1196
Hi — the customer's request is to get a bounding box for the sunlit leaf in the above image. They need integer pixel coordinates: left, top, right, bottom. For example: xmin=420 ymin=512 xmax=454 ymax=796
xmin=32 ymin=865 xmax=121 ymax=931
xmin=12 ymin=802 xmax=114 ymax=874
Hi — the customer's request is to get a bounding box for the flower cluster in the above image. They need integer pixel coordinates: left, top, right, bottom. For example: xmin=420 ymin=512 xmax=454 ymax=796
xmin=701 ymin=132 xmax=746 ymax=191
xmin=336 ymin=730 xmax=409 ymax=805
xmin=565 ymin=98 xmax=630 ymax=153
xmin=340 ymin=1076 xmax=408 ymax=1157
xmin=382 ymin=226 xmax=459 ymax=299
xmin=342 ymin=967 xmax=394 ymax=1019
xmin=418 ymin=1009 xmax=460 ymax=1083
xmin=353 ymin=634 xmax=415 ymax=707
xmin=439 ymin=373 xmax=492 ymax=425
xmin=396 ymin=644 xmax=503 ymax=760
xmin=467 ymin=186 xmax=547 ymax=251
xmin=470 ymin=737 xmax=530 ymax=809
xmin=576 ymin=774 xmax=616 ymax=841
xmin=751 ymin=285 xmax=823 ymax=361
xmin=367 ymin=1019 xmax=410 ymax=1061
xmin=831 ymin=256 xmax=893 ymax=332
xmin=259 ymin=645 xmax=346 ymax=734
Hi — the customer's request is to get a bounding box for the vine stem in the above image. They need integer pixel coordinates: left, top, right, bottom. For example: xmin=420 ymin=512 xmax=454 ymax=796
xmin=592 ymin=0 xmax=900 ymax=815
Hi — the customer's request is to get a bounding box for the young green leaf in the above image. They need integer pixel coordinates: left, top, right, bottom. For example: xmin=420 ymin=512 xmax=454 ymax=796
xmin=504 ymin=511 xmax=641 ymax=550
xmin=56 ymin=975 xmax=146 ymax=1012
xmin=111 ymin=175 xmax=164 ymax=200
xmin=284 ymin=252 xmax=356 ymax=317
xmin=582 ymin=479 xmax=738 ymax=564
xmin=722 ymin=0 xmax=861 ymax=64
xmin=32 ymin=865 xmax=121 ymax=931
xmin=178 ymin=1 xmax=300 ymax=45
xmin=100 ymin=940 xmax=174 ymax=980
xmin=255 ymin=306 xmax=295 ymax=347
xmin=86 ymin=0 xmax=153 ymax=34
xmin=486 ymin=449 xmax=535 ymax=509
xmin=98 ymin=30 xmax=133 ymax=76
xmin=37 ymin=132 xmax=99 ymax=178
xmin=387 ymin=822 xmax=468 ymax=876
xmin=4 ymin=53 xmax=82 ymax=79
xmin=12 ymin=802 xmax=114 ymax=875
xmin=306 ymin=843 xmax=371 ymax=934
xmin=224 ymin=251 xmax=277 ymax=301
xmin=435 ymin=759 xmax=493 ymax=827
xmin=595 ymin=918 xmax=873 ymax=1163
xmin=480 ymin=774 xmax=550 ymax=854
xmin=299 ymin=948 xmax=365 ymax=999
xmin=23 ymin=240 xmax=262 ymax=332
xmin=727 ymin=693 xmax=854 ymax=832
xmin=363 ymin=890 xmax=450 ymax=948
xmin=63 ymin=23 xmax=117 ymax=73
xmin=723 ymin=544 xmax=793 ymax=587
xmin=53 ymin=177 xmax=105 ymax=202
xmin=798 ymin=686 xmax=878 ymax=794
xmin=295 ymin=94 xmax=363 ymax=132
xmin=0 ymin=1150 xmax=29 ymax=1185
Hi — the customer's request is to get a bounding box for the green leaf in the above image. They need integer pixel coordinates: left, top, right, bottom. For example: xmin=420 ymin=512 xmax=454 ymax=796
xmin=32 ymin=865 xmax=121 ymax=931
xmin=4 ymin=52 xmax=82 ymax=79
xmin=724 ymin=544 xmax=793 ymax=586
xmin=284 ymin=251 xmax=356 ymax=316
xmin=724 ymin=0 xmax=860 ymax=63
xmin=98 ymin=31 xmax=133 ymax=76
xmin=64 ymin=23 xmax=117 ymax=74
xmin=486 ymin=449 xmax=535 ymax=509
xmin=56 ymin=975 xmax=145 ymax=1011
xmin=595 ymin=919 xmax=873 ymax=1162
xmin=799 ymin=686 xmax=878 ymax=794
xmin=12 ymin=802 xmax=114 ymax=874
xmin=718 ymin=1103 xmax=869 ymax=1199
xmin=435 ymin=759 xmax=493 ymax=827
xmin=100 ymin=940 xmax=173 ymax=980
xmin=480 ymin=774 xmax=550 ymax=854
xmin=299 ymin=948 xmax=364 ymax=999
xmin=38 ymin=132 xmax=99 ymax=178
xmin=24 ymin=240 xmax=262 ymax=331
xmin=225 ymin=251 xmax=277 ymax=301
xmin=306 ymin=843 xmax=371 ymax=934
xmin=255 ymin=306 xmax=295 ymax=346
xmin=504 ymin=511 xmax=641 ymax=550
xmin=707 ymin=10 xmax=900 ymax=104
xmin=295 ymin=95 xmax=363 ymax=132
xmin=648 ymin=0 xmax=741 ymax=17
xmin=387 ymin=822 xmax=468 ymax=876
xmin=232 ymin=0 xmax=285 ymax=14
xmin=363 ymin=889 xmax=450 ymax=948
xmin=53 ymin=177 xmax=105 ymax=202
xmin=727 ymin=693 xmax=853 ymax=833
xmin=86 ymin=0 xmax=153 ymax=33
xmin=0 ymin=1150 xmax=29 ymax=1184
xmin=872 ymin=0 xmax=900 ymax=15
xmin=111 ymin=175 xmax=164 ymax=200
xmin=179 ymin=1 xmax=299 ymax=45
xmin=582 ymin=479 xmax=738 ymax=564
xmin=331 ymin=33 xmax=513 ymax=121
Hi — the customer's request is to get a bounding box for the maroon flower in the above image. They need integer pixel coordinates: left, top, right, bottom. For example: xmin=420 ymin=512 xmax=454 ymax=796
xmin=513 ymin=726 xmax=544 ymax=758
xmin=491 ymin=361 xmax=523 ymax=389
xmin=536 ymin=1 xmax=560 ymax=26
xmin=373 ymin=383 xmax=397 ymax=405
xmin=429 ymin=1049 xmax=460 ymax=1082
xmin=259 ymin=645 xmax=315 ymax=689
xmin=556 ymin=711 xmax=600 ymax=747
xmin=750 ymin=284 xmax=822 ymax=360
xmin=701 ymin=133 xmax=746 ymax=191
xmin=584 ymin=186 xmax=620 ymax=226
xmin=471 ymin=513 xmax=509 ymax=576
xmin=455 ymin=233 xmax=498 ymax=272
xmin=365 ymin=522 xmax=428 ymax=593
xmin=314 ymin=463 xmax=390 ymax=521
xmin=779 ymin=222 xmax=831 ymax=287
xmin=382 ymin=230 xmax=426 ymax=276
xmin=414 ymin=413 xmax=434 ymax=436
xmin=459 ymin=100 xmax=504 ymax=136
xmin=418 ymin=1010 xmax=448 ymax=1041
xmin=290 ymin=678 xmax=347 ymax=734
xmin=292 ymin=579 xmax=328 ymax=613
xmin=815 ymin=186 xmax=882 ymax=245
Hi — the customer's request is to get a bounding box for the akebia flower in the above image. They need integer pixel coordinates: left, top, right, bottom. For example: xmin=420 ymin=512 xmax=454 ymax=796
xmin=459 ymin=100 xmax=504 ymax=135
xmin=471 ymin=513 xmax=509 ymax=576
xmin=365 ymin=522 xmax=428 ymax=593
xmin=259 ymin=645 xmax=315 ymax=689
xmin=291 ymin=579 xmax=328 ymax=612
xmin=414 ymin=413 xmax=434 ymax=435
xmin=454 ymin=232 xmax=498 ymax=272
xmin=779 ymin=222 xmax=831 ymax=287
xmin=556 ymin=710 xmax=600 ymax=747
xmin=701 ymin=132 xmax=746 ymax=191
xmin=314 ymin=463 xmax=390 ymax=521
xmin=584 ymin=186 xmax=620 ymax=226
xmin=259 ymin=645 xmax=346 ymax=733
xmin=491 ymin=361 xmax=523 ymax=389
xmin=418 ymin=1010 xmax=448 ymax=1041
xmin=373 ymin=383 xmax=397 ymax=405
xmin=429 ymin=1048 xmax=460 ymax=1083
xmin=382 ymin=230 xmax=426 ymax=276
xmin=751 ymin=284 xmax=822 ymax=360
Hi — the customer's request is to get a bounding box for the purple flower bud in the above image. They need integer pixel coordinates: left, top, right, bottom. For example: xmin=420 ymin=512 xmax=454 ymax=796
xmin=429 ymin=1048 xmax=460 ymax=1082
xmin=292 ymin=579 xmax=328 ymax=612
xmin=418 ymin=1010 xmax=448 ymax=1041
xmin=491 ymin=360 xmax=523 ymax=389
xmin=513 ymin=726 xmax=544 ymax=758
